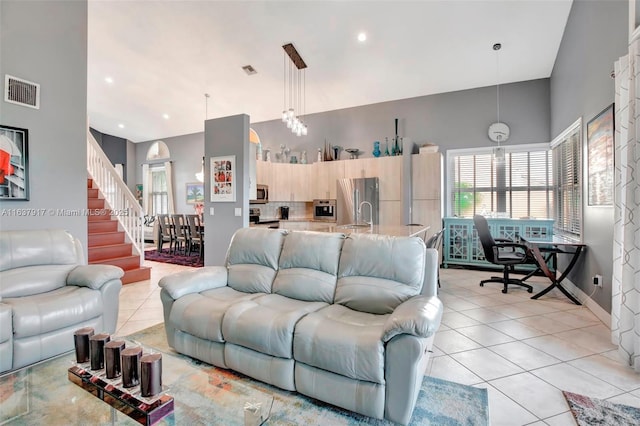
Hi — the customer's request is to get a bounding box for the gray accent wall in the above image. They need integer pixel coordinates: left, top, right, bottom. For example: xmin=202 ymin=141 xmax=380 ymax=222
xmin=550 ymin=0 xmax=628 ymax=313
xmin=204 ymin=115 xmax=250 ymax=266
xmin=0 ymin=0 xmax=88 ymax=250
xmin=90 ymin=127 xmax=129 ymax=182
xmin=251 ymin=79 xmax=550 ymax=160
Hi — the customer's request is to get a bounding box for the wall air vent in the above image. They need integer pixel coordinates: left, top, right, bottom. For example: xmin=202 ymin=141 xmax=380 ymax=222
xmin=4 ymin=75 xmax=40 ymax=109
xmin=242 ymin=65 xmax=257 ymax=75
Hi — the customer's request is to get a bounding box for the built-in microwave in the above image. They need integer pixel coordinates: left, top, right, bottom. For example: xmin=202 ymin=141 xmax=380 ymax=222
xmin=313 ymin=199 xmax=336 ymax=222
xmin=251 ymin=184 xmax=269 ymax=204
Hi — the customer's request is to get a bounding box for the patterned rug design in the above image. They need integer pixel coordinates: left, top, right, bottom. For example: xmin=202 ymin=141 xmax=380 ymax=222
xmin=144 ymin=248 xmax=203 ymax=267
xmin=563 ymin=390 xmax=640 ymax=426
xmin=128 ymin=324 xmax=490 ymax=425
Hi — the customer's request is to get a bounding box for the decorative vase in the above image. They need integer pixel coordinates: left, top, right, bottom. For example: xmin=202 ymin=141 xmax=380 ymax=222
xmin=384 ymin=137 xmax=390 ymax=156
xmin=332 ymin=146 xmax=341 ymax=161
xmin=373 ymin=141 xmax=381 ymax=157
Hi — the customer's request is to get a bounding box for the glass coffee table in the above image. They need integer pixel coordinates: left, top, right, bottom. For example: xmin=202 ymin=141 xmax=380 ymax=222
xmin=0 ymin=342 xmax=273 ymax=425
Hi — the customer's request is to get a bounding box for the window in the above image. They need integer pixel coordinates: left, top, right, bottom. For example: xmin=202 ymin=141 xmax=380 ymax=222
xmin=448 ymin=144 xmax=553 ymax=219
xmin=551 ymin=118 xmax=582 ymax=239
xmin=150 ymin=165 xmax=168 ymax=215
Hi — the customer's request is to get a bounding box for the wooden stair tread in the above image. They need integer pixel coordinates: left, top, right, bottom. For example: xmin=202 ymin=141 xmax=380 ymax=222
xmin=90 ymin=255 xmax=140 ymax=270
xmin=121 ymin=266 xmax=151 ymax=284
xmin=88 ymin=221 xmax=119 ymax=232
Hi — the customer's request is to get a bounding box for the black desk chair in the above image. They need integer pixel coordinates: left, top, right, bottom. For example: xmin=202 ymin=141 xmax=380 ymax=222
xmin=473 ymin=215 xmax=533 ymax=294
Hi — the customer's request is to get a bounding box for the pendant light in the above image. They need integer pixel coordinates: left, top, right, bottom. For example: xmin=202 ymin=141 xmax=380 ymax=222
xmin=282 ymin=43 xmax=308 ymax=136
xmin=488 ymin=43 xmax=509 ymax=164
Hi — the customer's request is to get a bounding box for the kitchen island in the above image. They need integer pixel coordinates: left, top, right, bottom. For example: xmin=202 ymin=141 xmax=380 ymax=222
xmin=280 ymin=222 xmax=429 ymax=238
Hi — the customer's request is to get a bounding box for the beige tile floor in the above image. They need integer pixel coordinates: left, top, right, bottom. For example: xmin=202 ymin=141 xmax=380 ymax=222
xmin=119 ymin=261 xmax=638 ymax=426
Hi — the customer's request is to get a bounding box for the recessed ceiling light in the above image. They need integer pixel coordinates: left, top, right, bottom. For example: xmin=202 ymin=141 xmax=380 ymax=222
xmin=162 ymin=113 xmax=170 ymax=120
xmin=105 ymin=77 xmax=114 ymax=84
xmin=118 ymin=123 xmax=124 ymax=129
xmin=357 ymin=32 xmax=367 ymax=42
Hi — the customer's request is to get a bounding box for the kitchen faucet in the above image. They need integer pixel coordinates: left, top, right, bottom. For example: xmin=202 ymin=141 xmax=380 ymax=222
xmin=358 ymin=201 xmax=373 ymax=227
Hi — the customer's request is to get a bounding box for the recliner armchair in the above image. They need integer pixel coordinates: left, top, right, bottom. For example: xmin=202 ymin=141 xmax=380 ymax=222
xmin=473 ymin=215 xmax=534 ymax=294
xmin=0 ymin=229 xmax=123 ymax=373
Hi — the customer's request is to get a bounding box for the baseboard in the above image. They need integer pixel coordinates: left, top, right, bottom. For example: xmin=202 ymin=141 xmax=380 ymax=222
xmin=557 ymin=271 xmax=611 ymax=326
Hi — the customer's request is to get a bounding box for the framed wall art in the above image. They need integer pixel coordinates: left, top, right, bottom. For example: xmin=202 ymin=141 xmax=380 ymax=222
xmin=0 ymin=125 xmax=29 ymax=200
xmin=186 ymin=182 xmax=204 ymax=204
xmin=210 ymin=155 xmax=236 ymax=202
xmin=587 ymin=104 xmax=614 ymax=206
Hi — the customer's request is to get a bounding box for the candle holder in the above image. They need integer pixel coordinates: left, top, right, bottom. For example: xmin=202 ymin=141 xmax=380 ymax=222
xmin=140 ymin=353 xmax=162 ymax=397
xmin=73 ymin=327 xmax=94 ymax=363
xmin=121 ymin=346 xmax=143 ymax=388
xmin=89 ymin=333 xmax=110 ymax=370
xmin=104 ymin=340 xmax=125 ymax=379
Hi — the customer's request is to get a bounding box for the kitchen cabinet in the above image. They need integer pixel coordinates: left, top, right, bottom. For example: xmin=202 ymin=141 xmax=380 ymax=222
xmin=313 ymin=161 xmax=344 ymax=199
xmin=378 ymin=157 xmax=402 ymax=201
xmin=410 ymin=152 xmax=442 ymax=236
xmin=268 ymin=163 xmax=313 ymax=202
xmin=256 ymin=160 xmax=271 ymax=187
xmin=412 ymin=153 xmax=441 ymax=200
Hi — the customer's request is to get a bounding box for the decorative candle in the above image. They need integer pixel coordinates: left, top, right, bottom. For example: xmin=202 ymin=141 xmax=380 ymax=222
xmin=73 ymin=327 xmax=94 ymax=363
xmin=104 ymin=340 xmax=125 ymax=379
xmin=121 ymin=347 xmax=143 ymax=388
xmin=140 ymin=353 xmax=162 ymax=397
xmin=89 ymin=333 xmax=110 ymax=370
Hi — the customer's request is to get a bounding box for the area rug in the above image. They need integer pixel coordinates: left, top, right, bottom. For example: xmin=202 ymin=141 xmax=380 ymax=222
xmin=144 ymin=248 xmax=203 ymax=267
xmin=563 ymin=390 xmax=640 ymax=426
xmin=128 ymin=324 xmax=489 ymax=425
xmin=562 ymin=391 xmax=640 ymax=426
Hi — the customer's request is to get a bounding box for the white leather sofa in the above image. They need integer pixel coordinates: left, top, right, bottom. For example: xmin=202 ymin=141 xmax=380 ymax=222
xmin=0 ymin=229 xmax=123 ymax=373
xmin=159 ymin=228 xmax=443 ymax=425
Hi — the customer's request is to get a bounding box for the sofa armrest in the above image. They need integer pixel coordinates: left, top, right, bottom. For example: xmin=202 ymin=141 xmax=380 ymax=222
xmin=382 ymin=295 xmax=443 ymax=342
xmin=158 ymin=266 xmax=228 ymax=299
xmin=67 ymin=265 xmax=124 ymax=290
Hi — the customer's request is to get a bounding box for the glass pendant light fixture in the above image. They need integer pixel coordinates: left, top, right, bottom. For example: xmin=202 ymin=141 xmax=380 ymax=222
xmin=282 ymin=43 xmax=308 ymax=136
xmin=488 ymin=42 xmax=509 ymax=165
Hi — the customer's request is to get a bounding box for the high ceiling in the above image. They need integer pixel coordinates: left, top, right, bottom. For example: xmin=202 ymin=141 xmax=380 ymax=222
xmin=88 ymin=0 xmax=573 ymax=142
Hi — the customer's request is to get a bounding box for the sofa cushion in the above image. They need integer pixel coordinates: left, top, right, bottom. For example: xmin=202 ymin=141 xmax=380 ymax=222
xmin=5 ymin=286 xmax=103 ymax=339
xmin=168 ymin=287 xmax=259 ymax=343
xmin=0 ymin=265 xmax=75 ymax=298
xmin=222 ymin=294 xmax=327 ymax=359
xmin=273 ymin=231 xmax=345 ymax=303
xmin=0 ymin=303 xmax=11 ymax=344
xmin=0 ymin=229 xmax=80 ymax=272
xmin=293 ymin=304 xmax=387 ymax=384
xmin=335 ymin=234 xmax=426 ymax=314
xmin=226 ymin=229 xmax=286 ymax=293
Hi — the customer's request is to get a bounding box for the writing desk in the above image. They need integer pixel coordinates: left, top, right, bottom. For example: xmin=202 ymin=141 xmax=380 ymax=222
xmin=520 ymin=235 xmax=586 ymax=305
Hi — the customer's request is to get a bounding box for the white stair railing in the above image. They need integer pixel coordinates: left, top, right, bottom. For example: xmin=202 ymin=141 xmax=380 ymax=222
xmin=87 ymin=131 xmax=144 ymax=264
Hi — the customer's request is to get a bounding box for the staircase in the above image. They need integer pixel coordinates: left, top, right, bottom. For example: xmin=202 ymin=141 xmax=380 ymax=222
xmin=87 ymin=178 xmax=151 ymax=284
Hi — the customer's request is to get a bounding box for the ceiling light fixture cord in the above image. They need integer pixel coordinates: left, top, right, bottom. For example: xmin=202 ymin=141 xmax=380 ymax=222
xmin=495 ymin=43 xmax=501 ymax=124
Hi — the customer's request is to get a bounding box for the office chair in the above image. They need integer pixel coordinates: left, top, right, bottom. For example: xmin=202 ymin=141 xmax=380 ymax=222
xmin=473 ymin=215 xmax=533 ymax=294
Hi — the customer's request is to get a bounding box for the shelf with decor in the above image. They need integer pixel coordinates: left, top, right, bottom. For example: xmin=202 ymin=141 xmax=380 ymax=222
xmin=442 ymin=217 xmax=554 ymax=269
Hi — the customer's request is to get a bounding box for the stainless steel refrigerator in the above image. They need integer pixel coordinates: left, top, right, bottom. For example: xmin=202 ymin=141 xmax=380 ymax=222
xmin=336 ymin=177 xmax=379 ymax=225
